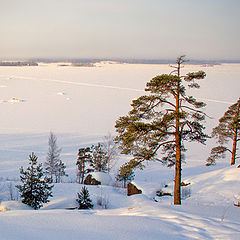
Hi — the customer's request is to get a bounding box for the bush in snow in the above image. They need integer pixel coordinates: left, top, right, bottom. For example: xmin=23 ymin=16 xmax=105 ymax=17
xmin=181 ymin=186 xmax=191 ymax=200
xmin=16 ymin=152 xmax=54 ymax=210
xmin=76 ymin=186 xmax=93 ymax=209
xmin=96 ymin=187 xmax=110 ymax=209
xmin=96 ymin=196 xmax=109 ymax=209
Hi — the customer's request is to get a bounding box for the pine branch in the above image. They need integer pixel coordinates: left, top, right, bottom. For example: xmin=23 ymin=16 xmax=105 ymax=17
xmin=152 ymin=140 xmax=176 ymax=155
xmin=181 ymin=105 xmax=209 ymax=117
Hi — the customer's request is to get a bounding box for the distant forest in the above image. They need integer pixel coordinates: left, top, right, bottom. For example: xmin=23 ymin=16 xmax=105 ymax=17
xmin=0 ymin=58 xmax=239 ymax=66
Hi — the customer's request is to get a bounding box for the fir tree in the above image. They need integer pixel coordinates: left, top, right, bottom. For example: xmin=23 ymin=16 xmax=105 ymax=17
xmin=207 ymin=98 xmax=240 ymax=166
xmin=76 ymin=147 xmax=92 ymax=184
xmin=16 ymin=152 xmax=54 ymax=209
xmin=76 ymin=186 xmax=93 ymax=209
xmin=115 ymin=56 xmax=208 ymax=204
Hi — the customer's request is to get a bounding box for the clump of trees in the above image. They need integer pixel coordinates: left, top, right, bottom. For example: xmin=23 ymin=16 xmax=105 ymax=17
xmin=90 ymin=143 xmax=108 ymax=172
xmin=207 ymin=98 xmax=240 ymax=166
xmin=115 ymin=56 xmax=208 ymax=204
xmin=16 ymin=152 xmax=53 ymax=209
xmin=45 ymin=132 xmax=67 ymax=183
xmin=76 ymin=144 xmax=108 ymax=183
xmin=76 ymin=136 xmax=118 ymax=183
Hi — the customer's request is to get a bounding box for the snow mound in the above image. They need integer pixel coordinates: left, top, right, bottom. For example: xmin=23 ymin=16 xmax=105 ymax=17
xmin=0 ymin=201 xmax=31 ymax=211
xmin=184 ymin=165 xmax=240 ymax=205
xmin=90 ymin=172 xmax=114 ymax=186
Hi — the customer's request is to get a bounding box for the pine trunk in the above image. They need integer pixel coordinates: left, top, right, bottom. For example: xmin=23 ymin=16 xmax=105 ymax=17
xmin=174 ymin=134 xmax=181 ymax=204
xmin=231 ymin=129 xmax=238 ymax=165
xmin=107 ymin=156 xmax=110 ymax=174
xmin=50 ymin=156 xmax=53 ymax=183
xmin=81 ymin=162 xmax=85 ymax=184
xmin=174 ymin=60 xmax=182 ymax=205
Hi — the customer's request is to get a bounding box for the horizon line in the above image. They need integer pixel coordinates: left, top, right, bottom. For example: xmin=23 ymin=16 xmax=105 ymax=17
xmin=1 ymin=57 xmax=240 ymax=64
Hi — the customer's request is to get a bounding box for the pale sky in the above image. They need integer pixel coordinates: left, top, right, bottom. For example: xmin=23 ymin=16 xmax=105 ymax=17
xmin=0 ymin=0 xmax=239 ymax=60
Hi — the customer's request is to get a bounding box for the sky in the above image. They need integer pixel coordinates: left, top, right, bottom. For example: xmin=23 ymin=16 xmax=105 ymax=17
xmin=0 ymin=0 xmax=239 ymax=60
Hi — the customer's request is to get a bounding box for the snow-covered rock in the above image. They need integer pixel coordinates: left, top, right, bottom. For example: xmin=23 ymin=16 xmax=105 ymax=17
xmin=90 ymin=172 xmax=114 ymax=186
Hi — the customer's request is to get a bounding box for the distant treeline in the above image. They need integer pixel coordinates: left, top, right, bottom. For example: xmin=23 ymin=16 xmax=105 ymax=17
xmin=0 ymin=61 xmax=38 ymax=66
xmin=1 ymin=58 xmax=240 ymax=65
xmin=28 ymin=58 xmax=240 ymax=65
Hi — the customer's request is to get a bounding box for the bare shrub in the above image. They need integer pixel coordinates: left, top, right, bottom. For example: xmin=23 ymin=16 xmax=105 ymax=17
xmin=181 ymin=186 xmax=191 ymax=200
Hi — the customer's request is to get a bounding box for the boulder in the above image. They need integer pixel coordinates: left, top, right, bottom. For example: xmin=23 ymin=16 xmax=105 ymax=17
xmin=84 ymin=174 xmax=101 ymax=185
xmin=127 ymin=183 xmax=142 ymax=196
xmin=91 ymin=172 xmax=114 ymax=186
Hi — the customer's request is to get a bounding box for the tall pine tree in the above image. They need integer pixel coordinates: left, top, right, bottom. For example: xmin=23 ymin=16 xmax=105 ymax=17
xmin=115 ymin=56 xmax=207 ymax=204
xmin=207 ymin=98 xmax=240 ymax=166
xmin=16 ymin=152 xmax=53 ymax=209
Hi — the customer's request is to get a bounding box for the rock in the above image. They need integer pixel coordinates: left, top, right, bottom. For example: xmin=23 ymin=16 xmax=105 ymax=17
xmin=84 ymin=174 xmax=101 ymax=185
xmin=127 ymin=183 xmax=142 ymax=196
xmin=90 ymin=172 xmax=114 ymax=186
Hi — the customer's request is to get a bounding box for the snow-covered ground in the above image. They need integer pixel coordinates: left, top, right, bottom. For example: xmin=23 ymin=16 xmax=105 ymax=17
xmin=0 ymin=62 xmax=239 ymax=239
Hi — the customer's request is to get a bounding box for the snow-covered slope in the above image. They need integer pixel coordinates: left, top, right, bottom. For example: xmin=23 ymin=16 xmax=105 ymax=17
xmin=184 ymin=166 xmax=240 ymax=206
xmin=0 ymin=165 xmax=240 ymax=240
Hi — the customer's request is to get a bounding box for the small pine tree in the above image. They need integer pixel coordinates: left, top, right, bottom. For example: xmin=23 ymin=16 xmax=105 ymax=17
xmin=116 ymin=160 xmax=137 ymax=188
xmin=16 ymin=152 xmax=54 ymax=209
xmin=76 ymin=186 xmax=93 ymax=209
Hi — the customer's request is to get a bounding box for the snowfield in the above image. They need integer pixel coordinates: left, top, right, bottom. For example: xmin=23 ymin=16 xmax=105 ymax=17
xmin=0 ymin=62 xmax=239 ymax=239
